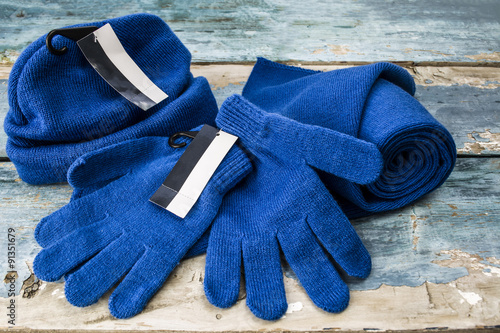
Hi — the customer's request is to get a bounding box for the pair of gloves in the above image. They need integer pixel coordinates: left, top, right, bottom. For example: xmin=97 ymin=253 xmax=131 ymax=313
xmin=33 ymin=94 xmax=380 ymax=320
xmin=32 ymin=59 xmax=456 ymax=320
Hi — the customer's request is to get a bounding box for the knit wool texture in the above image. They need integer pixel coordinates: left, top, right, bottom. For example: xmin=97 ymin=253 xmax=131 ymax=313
xmin=5 ymin=13 xmax=217 ymax=185
xmin=204 ymin=95 xmax=381 ymax=321
xmin=66 ymin=59 xmax=456 ymax=259
xmin=242 ymin=58 xmax=457 ymax=217
xmin=33 ymin=135 xmax=252 ymax=319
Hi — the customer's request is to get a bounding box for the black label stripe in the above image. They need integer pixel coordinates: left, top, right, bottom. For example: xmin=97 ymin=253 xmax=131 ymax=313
xmin=149 ymin=185 xmax=177 ymax=209
xmin=77 ymin=33 xmax=156 ymax=109
xmin=150 ymin=125 xmax=219 ymax=209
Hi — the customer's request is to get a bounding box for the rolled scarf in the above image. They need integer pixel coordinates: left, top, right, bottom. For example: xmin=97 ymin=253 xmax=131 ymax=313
xmin=4 ymin=13 xmax=217 ymax=185
xmin=242 ymin=58 xmax=456 ymax=217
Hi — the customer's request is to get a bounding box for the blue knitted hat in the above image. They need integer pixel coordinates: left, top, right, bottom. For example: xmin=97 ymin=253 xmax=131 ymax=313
xmin=4 ymin=13 xmax=217 ymax=185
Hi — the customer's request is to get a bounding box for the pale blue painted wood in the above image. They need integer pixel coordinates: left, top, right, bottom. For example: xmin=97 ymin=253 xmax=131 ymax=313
xmin=349 ymin=158 xmax=500 ymax=290
xmin=0 ymin=162 xmax=72 ymax=297
xmin=0 ymin=0 xmax=499 ymax=63
xmin=1 ymin=158 xmax=499 ymax=296
xmin=0 ymin=80 xmax=6 ymax=158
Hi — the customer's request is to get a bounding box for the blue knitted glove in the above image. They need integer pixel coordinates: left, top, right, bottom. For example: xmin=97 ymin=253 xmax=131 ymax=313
xmin=204 ymin=95 xmax=382 ymax=320
xmin=33 ymin=135 xmax=251 ymax=319
xmin=37 ymin=134 xmax=211 ymax=258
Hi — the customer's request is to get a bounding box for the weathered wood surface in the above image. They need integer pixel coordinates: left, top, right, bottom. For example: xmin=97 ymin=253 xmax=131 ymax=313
xmin=1 ymin=5 xmax=499 ymax=329
xmin=1 ymin=0 xmax=500 ymax=64
xmin=0 ymin=64 xmax=499 ymax=159
xmin=0 ymin=158 xmax=499 ymax=331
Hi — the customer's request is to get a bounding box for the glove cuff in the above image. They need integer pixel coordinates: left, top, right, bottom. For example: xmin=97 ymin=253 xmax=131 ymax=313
xmin=215 ymin=95 xmax=270 ymax=146
xmin=208 ymin=144 xmax=252 ymax=196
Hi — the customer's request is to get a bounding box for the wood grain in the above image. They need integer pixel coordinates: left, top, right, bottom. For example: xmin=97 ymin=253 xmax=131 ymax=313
xmin=0 ymin=158 xmax=499 ymax=330
xmin=0 ymin=2 xmax=498 ymax=331
xmin=1 ymin=0 xmax=500 ymax=64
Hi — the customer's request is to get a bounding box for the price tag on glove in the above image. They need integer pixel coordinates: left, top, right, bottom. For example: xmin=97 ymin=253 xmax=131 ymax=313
xmin=150 ymin=125 xmax=238 ymax=218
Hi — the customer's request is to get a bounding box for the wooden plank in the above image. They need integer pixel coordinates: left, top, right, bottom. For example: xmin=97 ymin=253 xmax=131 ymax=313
xmin=0 ymin=158 xmax=499 ymax=331
xmin=0 ymin=79 xmax=6 ymax=159
xmin=1 ymin=0 xmax=499 ymax=64
xmin=1 ymin=64 xmax=499 ymax=158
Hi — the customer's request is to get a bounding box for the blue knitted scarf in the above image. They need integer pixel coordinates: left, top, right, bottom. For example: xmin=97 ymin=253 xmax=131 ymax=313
xmin=242 ymin=58 xmax=456 ymax=217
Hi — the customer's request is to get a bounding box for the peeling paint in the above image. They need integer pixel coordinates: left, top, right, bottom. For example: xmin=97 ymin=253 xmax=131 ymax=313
xmin=411 ymin=209 xmax=419 ymax=250
xmin=307 ymin=45 xmax=365 ymax=56
xmin=21 ymin=268 xmax=42 ymax=299
xmin=286 ymin=301 xmax=303 ymax=313
xmin=457 ymin=290 xmax=482 ymax=305
xmin=404 ymin=48 xmax=453 ymax=57
xmin=465 ymin=52 xmax=500 ymax=62
xmin=436 ymin=249 xmax=500 ymax=277
xmin=327 ymin=44 xmax=364 ymax=55
xmin=3 ymin=271 xmax=18 ymax=284
xmin=482 ymin=265 xmax=500 ymax=278
xmin=0 ymin=50 xmax=19 ymax=65
xmin=458 ymin=130 xmax=500 ymax=154
xmin=411 ymin=66 xmax=500 ymax=89
xmin=486 ymin=256 xmax=500 ymax=266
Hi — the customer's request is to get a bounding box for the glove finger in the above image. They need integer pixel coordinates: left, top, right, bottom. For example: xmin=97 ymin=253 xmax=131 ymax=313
xmin=65 ymin=233 xmax=144 ymax=307
xmin=278 ymin=218 xmax=350 ymax=313
xmin=242 ymin=236 xmax=287 ymax=321
xmin=204 ymin=231 xmax=242 ymax=308
xmin=35 ymin=195 xmax=109 ymax=248
xmin=307 ymin=191 xmax=371 ymax=278
xmin=33 ymin=219 xmax=118 ymax=282
xmin=67 ymin=136 xmax=182 ymax=189
xmin=109 ymin=248 xmax=181 ymax=319
xmin=303 ymin=128 xmax=383 ymax=185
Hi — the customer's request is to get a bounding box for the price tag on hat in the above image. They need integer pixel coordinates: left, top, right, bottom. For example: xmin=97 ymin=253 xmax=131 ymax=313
xmin=77 ymin=24 xmax=168 ymax=111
